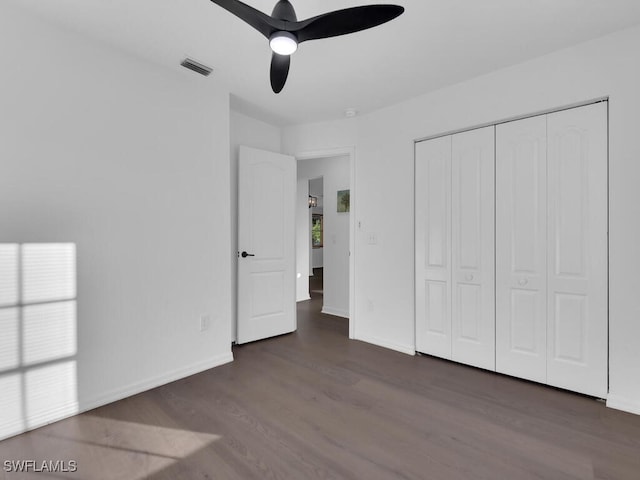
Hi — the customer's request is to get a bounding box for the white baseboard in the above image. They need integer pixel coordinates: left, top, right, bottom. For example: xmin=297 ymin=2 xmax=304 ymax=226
xmin=321 ymin=306 xmax=349 ymax=318
xmin=607 ymin=394 xmax=640 ymax=416
xmin=1 ymin=389 xmax=81 ymax=442
xmin=0 ymin=419 xmax=26 ymax=442
xmin=80 ymin=351 xmax=234 ymax=412
xmin=355 ymin=333 xmax=416 ymax=356
xmin=0 ymin=351 xmax=234 ymax=441
xmin=296 ymin=295 xmax=311 ymax=302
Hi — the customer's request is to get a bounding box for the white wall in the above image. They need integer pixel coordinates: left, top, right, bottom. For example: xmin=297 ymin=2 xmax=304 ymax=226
xmin=229 ymin=111 xmax=282 ymax=341
xmin=311 ymin=245 xmax=324 ymax=270
xmin=283 ymin=24 xmax=640 ymax=414
xmin=0 ymin=4 xmax=233 ymax=439
xmin=297 ymin=157 xmax=350 ymax=317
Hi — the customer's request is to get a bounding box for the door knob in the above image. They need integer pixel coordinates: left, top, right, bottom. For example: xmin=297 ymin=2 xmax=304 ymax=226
xmin=241 ymin=251 xmax=255 ymax=258
xmin=519 ymin=278 xmax=529 ymax=286
xmin=465 ymin=274 xmax=474 ymax=281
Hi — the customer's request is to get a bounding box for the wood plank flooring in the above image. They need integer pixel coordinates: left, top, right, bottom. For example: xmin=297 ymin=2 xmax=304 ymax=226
xmin=2 ymin=293 xmax=640 ymax=479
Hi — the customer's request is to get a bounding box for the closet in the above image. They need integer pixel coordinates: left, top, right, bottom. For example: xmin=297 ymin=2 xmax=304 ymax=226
xmin=415 ymin=102 xmax=608 ymax=398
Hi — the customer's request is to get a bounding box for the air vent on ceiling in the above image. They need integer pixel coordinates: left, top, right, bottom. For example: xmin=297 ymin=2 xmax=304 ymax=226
xmin=181 ymin=58 xmax=213 ymax=77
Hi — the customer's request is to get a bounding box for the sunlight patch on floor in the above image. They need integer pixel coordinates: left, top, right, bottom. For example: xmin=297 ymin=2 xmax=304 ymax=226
xmin=25 ymin=415 xmax=223 ymax=479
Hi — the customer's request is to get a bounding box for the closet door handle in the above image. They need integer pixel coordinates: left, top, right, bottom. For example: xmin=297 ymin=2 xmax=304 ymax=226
xmin=465 ymin=274 xmax=474 ymax=281
xmin=518 ymin=278 xmax=529 ymax=286
xmin=241 ymin=251 xmax=255 ymax=258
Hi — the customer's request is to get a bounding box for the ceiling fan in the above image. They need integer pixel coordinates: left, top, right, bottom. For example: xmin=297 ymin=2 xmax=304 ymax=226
xmin=209 ymin=0 xmax=404 ymax=93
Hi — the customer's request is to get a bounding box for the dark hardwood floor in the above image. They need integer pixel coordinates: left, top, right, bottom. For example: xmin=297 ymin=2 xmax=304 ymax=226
xmin=310 ymin=267 xmax=323 ymax=294
xmin=2 ymin=293 xmax=640 ymax=479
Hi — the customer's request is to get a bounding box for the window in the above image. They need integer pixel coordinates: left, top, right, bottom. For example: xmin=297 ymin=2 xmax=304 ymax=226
xmin=312 ymin=214 xmax=323 ymax=248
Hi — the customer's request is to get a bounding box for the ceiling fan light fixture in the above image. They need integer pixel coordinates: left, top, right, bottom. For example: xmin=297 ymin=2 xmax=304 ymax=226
xmin=210 ymin=0 xmax=405 ymax=93
xmin=270 ymin=31 xmax=298 ymax=55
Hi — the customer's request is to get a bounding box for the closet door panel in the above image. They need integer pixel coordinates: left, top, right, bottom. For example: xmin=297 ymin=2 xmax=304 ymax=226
xmin=451 ymin=126 xmax=495 ymax=370
xmin=496 ymin=116 xmax=547 ymax=382
xmin=547 ymin=103 xmax=608 ymax=398
xmin=415 ymin=136 xmax=452 ymax=359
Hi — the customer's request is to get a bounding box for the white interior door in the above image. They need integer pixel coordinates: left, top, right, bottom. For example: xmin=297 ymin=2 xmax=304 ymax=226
xmin=496 ymin=115 xmax=548 ymax=382
xmin=546 ymin=103 xmax=608 ymax=397
xmin=415 ymin=136 xmax=452 ymax=359
xmin=451 ymin=126 xmax=495 ymax=370
xmin=237 ymin=146 xmax=296 ymax=344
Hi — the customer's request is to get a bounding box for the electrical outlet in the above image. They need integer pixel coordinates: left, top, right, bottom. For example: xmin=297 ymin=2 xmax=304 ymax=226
xmin=200 ymin=314 xmax=211 ymax=332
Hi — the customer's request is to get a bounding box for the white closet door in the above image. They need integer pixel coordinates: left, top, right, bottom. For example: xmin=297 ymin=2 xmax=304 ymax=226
xmin=546 ymin=103 xmax=608 ymax=398
xmin=496 ymin=115 xmax=548 ymax=382
xmin=415 ymin=136 xmax=452 ymax=359
xmin=451 ymin=127 xmax=495 ymax=370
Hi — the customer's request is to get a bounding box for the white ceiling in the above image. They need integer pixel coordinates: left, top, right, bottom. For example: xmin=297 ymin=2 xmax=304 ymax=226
xmin=11 ymin=0 xmax=640 ymax=125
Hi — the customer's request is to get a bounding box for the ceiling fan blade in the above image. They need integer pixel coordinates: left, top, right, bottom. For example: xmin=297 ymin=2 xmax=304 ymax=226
xmin=294 ymin=5 xmax=404 ymax=43
xmin=209 ymin=0 xmax=282 ymax=39
xmin=270 ymin=53 xmax=290 ymax=94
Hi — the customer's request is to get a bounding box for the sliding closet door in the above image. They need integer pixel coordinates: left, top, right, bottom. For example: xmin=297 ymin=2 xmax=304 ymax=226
xmin=496 ymin=116 xmax=547 ymax=382
xmin=546 ymin=103 xmax=608 ymax=398
xmin=415 ymin=136 xmax=452 ymax=359
xmin=451 ymin=127 xmax=495 ymax=369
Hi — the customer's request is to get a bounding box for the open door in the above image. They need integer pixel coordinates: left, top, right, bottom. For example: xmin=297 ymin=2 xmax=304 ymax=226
xmin=237 ymin=146 xmax=296 ymax=344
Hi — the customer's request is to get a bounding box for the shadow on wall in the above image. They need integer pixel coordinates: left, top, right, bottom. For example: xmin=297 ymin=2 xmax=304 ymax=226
xmin=0 ymin=243 xmax=78 ymax=440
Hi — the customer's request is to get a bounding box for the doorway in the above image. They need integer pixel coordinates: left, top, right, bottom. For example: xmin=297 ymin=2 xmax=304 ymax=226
xmin=309 ymin=177 xmax=324 ymax=298
xmin=295 ymin=148 xmax=355 ymax=338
